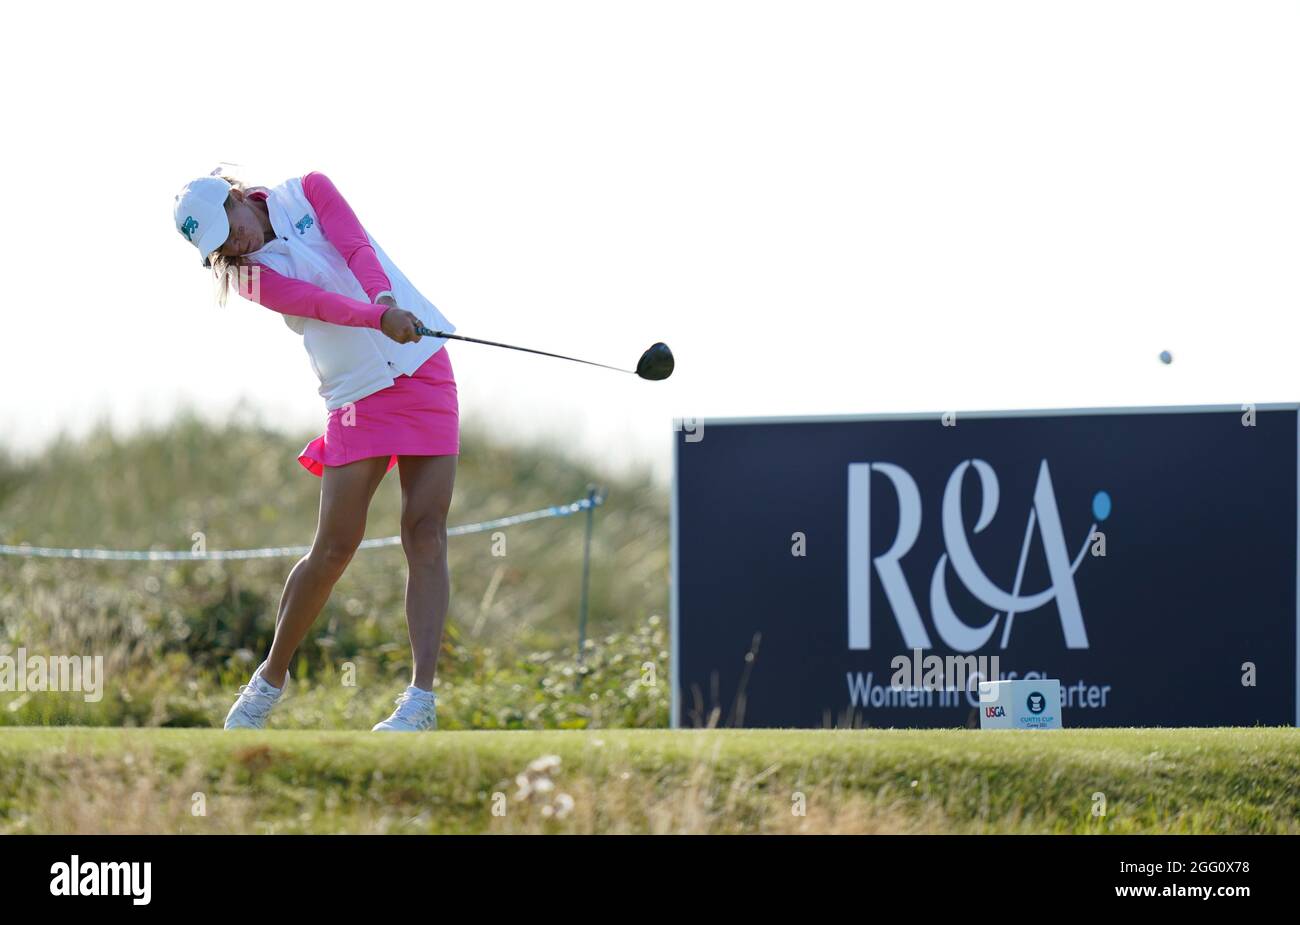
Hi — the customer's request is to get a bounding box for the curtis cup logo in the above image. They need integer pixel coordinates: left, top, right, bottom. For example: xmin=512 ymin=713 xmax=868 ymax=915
xmin=848 ymin=458 xmax=1095 ymax=653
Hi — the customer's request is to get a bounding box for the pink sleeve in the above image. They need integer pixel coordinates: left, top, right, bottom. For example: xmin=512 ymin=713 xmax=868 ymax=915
xmin=239 ymin=263 xmax=388 ymax=329
xmin=301 ymin=171 xmax=394 ymax=302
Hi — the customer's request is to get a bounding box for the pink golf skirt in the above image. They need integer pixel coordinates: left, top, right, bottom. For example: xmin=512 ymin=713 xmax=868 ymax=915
xmin=297 ymin=345 xmax=460 ymax=477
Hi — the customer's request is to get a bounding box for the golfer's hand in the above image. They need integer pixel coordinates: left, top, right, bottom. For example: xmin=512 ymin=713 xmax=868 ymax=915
xmin=380 ymin=306 xmax=422 ymax=344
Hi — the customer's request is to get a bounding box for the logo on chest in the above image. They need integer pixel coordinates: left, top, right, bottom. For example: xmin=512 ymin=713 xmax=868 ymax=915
xmin=295 ymin=214 xmax=315 ymax=235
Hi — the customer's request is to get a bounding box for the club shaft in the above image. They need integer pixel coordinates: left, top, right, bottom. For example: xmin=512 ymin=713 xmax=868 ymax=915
xmin=415 ymin=326 xmax=634 ymax=374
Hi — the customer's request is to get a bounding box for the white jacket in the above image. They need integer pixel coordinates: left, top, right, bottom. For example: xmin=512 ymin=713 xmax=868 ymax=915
xmin=247 ymin=176 xmax=456 ymax=411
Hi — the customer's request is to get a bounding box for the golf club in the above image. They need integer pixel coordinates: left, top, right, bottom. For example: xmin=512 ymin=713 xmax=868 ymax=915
xmin=413 ymin=324 xmax=674 ymax=381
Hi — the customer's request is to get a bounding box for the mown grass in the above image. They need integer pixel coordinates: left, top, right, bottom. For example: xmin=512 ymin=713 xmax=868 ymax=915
xmin=0 ymin=727 xmax=1294 ymax=834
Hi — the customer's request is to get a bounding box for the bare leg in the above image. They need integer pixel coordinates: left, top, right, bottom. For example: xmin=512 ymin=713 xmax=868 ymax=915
xmin=261 ymin=456 xmax=390 ymax=688
xmin=396 ymin=454 xmax=458 ymax=690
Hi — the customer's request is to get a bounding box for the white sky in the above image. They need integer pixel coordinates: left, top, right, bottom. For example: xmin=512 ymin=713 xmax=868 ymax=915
xmin=1 ymin=1 xmax=1296 ymax=488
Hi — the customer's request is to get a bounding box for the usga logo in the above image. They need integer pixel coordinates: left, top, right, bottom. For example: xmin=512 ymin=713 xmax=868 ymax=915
xmin=984 ymin=705 xmax=1006 ymax=718
xmin=848 ymin=458 xmax=1109 ymax=653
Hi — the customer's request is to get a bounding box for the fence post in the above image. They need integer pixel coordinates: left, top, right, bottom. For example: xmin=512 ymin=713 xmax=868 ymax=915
xmin=577 ymin=483 xmax=604 ymax=673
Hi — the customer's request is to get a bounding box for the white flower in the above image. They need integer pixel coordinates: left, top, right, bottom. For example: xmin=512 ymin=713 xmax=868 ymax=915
xmin=554 ymin=793 xmax=575 ymax=819
xmin=528 ymin=755 xmax=562 ymax=774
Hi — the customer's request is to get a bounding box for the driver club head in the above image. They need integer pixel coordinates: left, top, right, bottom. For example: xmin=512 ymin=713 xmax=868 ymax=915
xmin=636 ymin=342 xmax=674 ymax=381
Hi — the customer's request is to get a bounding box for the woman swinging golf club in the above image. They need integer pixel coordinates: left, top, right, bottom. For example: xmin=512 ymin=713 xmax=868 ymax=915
xmin=173 ymin=168 xmax=456 ymax=732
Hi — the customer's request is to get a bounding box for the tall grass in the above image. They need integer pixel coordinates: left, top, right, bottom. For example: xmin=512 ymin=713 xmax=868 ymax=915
xmin=0 ymin=406 xmax=668 ymax=728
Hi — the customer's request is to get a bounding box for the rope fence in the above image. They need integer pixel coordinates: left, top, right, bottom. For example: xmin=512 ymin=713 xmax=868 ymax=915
xmin=0 ymin=492 xmax=606 ymax=562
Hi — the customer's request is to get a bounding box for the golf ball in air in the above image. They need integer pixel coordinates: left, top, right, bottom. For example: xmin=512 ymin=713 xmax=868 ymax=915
xmin=1159 ymin=350 xmax=1173 ymax=364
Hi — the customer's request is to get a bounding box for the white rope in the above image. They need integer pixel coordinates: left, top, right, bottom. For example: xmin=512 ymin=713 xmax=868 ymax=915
xmin=0 ymin=495 xmax=603 ymax=562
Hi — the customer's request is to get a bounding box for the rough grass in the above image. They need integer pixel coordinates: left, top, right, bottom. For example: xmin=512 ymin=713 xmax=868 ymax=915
xmin=0 ymin=408 xmax=669 ymax=728
xmin=0 ymin=727 xmax=1295 ymax=834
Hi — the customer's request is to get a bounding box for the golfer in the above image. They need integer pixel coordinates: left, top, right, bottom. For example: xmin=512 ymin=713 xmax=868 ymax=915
xmin=172 ymin=168 xmax=458 ymax=732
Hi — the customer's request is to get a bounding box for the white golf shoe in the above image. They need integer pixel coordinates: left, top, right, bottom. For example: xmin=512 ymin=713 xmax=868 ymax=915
xmin=372 ymin=685 xmax=437 ymax=731
xmin=223 ymin=662 xmax=287 ymax=730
